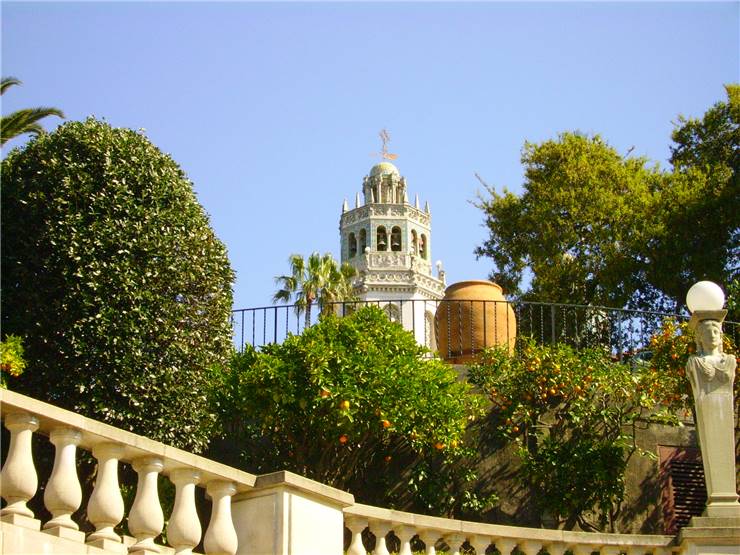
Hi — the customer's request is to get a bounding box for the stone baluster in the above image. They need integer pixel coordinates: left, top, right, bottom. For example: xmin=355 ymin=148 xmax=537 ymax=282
xmin=418 ymin=529 xmax=441 ymax=555
xmin=87 ymin=443 xmax=125 ymax=549
xmin=203 ymin=480 xmax=237 ymax=555
xmin=520 ymin=540 xmax=543 ymax=555
xmin=495 ymin=538 xmax=518 ymax=555
xmin=0 ymin=413 xmax=40 ymax=528
xmin=393 ymin=525 xmax=416 ymax=555
xmin=444 ymin=533 xmax=466 ymax=555
xmin=166 ymin=469 xmax=202 ymax=555
xmin=602 ymin=546 xmax=621 ymax=555
xmin=128 ymin=456 xmax=164 ymax=553
xmin=470 ymin=535 xmax=492 ymax=555
xmin=546 ymin=543 xmax=568 ymax=555
xmin=368 ymin=520 xmax=392 ymax=555
xmin=346 ymin=516 xmax=368 ymax=555
xmin=43 ymin=428 xmax=84 ymax=540
xmin=571 ymin=544 xmax=597 ymax=555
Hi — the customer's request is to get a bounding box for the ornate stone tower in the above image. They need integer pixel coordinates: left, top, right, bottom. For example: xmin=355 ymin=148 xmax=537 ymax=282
xmin=339 ymin=161 xmax=446 ymax=348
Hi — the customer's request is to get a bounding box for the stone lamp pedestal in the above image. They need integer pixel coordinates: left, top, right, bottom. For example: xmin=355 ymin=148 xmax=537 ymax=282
xmin=678 ymin=281 xmax=740 ymax=554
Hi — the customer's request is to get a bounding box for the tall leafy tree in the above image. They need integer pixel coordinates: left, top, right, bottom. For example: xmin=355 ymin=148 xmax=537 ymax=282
xmin=476 ymin=87 xmax=739 ymax=312
xmin=2 ymin=117 xmax=234 ymax=452
xmin=475 ymin=132 xmax=661 ymax=308
xmin=646 ymin=84 xmax=739 ymax=310
xmin=273 ymin=252 xmax=356 ymax=327
xmin=1 ymin=77 xmax=64 ymax=145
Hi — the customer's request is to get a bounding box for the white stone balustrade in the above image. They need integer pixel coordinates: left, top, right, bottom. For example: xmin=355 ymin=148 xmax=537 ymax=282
xmin=2 ymin=388 xmax=734 ymax=555
xmin=0 ymin=389 xmax=257 ymax=555
xmin=343 ymin=503 xmax=678 ymax=555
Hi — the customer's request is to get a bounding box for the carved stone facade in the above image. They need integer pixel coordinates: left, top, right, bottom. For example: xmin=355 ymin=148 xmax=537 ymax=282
xmin=339 ymin=162 xmax=446 ymax=347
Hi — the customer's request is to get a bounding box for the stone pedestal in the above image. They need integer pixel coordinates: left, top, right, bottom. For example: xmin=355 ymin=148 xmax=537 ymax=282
xmin=679 ymin=517 xmax=740 ymax=555
xmin=232 ymin=471 xmax=354 ymax=555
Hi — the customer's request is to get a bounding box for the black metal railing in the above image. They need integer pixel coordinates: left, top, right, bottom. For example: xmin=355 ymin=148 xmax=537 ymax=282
xmin=231 ymin=299 xmax=739 ymax=361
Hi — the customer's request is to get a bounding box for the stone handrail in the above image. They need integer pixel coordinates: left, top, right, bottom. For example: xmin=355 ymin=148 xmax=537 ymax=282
xmin=344 ymin=503 xmax=677 ymax=555
xmin=0 ymin=388 xmax=257 ymax=554
xmin=3 ymin=389 xmax=734 ymax=555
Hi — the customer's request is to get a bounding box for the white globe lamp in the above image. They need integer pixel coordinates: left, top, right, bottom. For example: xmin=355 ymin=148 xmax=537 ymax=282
xmin=686 ymin=281 xmax=725 ymax=313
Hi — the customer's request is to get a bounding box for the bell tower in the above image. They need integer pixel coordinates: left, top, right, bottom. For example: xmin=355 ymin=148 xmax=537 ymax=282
xmin=339 ymin=160 xmax=446 ymax=348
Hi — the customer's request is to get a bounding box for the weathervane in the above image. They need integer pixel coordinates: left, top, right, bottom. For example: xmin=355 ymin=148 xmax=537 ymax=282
xmin=373 ymin=128 xmax=398 ymax=161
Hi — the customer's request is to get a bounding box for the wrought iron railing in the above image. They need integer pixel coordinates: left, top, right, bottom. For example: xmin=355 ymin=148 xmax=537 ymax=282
xmin=231 ymin=299 xmax=739 ymax=361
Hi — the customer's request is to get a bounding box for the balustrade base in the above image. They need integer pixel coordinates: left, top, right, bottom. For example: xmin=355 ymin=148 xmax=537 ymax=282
xmin=703 ymin=503 xmax=740 ymax=519
xmin=687 ymin=516 xmax=740 ymax=529
xmin=679 ymin=516 xmax=740 ymax=555
xmin=87 ymin=537 xmax=128 ymax=553
xmin=43 ymin=524 xmax=86 ymax=542
xmin=1 ymin=513 xmax=41 ymax=531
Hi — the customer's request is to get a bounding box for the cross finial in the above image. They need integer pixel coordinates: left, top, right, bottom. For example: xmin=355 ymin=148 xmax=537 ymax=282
xmin=376 ymin=128 xmax=398 ymax=161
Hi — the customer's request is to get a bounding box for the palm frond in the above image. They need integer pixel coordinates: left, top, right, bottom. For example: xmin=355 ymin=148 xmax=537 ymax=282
xmin=1 ymin=107 xmax=65 ymax=145
xmin=1 ymin=76 xmax=22 ymax=95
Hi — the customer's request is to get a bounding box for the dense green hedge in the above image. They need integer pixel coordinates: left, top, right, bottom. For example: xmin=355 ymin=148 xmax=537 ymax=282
xmin=1 ymin=118 xmax=234 ymax=452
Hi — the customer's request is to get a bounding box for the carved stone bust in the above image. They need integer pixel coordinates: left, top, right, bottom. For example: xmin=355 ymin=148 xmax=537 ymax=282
xmin=685 ymin=316 xmax=739 ymax=517
xmin=687 ymin=319 xmax=736 ymax=391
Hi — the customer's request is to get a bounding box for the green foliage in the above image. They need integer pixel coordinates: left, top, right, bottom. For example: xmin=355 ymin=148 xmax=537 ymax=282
xmin=1 ymin=335 xmax=27 ymax=387
xmin=468 ymin=340 xmax=667 ymax=531
xmin=1 ymin=76 xmax=64 ymax=145
xmin=212 ymin=306 xmax=486 ymax=516
xmin=273 ymin=251 xmax=356 ymax=327
xmin=475 ymin=87 xmax=739 ymax=312
xmin=1 ymin=117 xmax=234 ymax=452
xmin=727 ymin=278 xmax=740 ymax=323
xmin=653 ymin=84 xmax=740 ymax=306
xmin=474 ymin=132 xmax=661 ymax=307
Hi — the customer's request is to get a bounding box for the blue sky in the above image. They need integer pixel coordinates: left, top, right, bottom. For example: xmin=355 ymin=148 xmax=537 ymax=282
xmin=3 ymin=1 xmax=738 ymax=310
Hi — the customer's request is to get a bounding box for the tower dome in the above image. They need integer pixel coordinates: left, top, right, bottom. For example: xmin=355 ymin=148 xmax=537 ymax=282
xmin=369 ymin=162 xmax=400 ymax=177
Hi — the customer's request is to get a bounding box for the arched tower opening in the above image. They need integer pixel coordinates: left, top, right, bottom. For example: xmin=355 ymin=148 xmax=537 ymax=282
xmin=377 ymin=226 xmax=388 ymax=252
xmin=391 ymin=226 xmax=402 ymax=252
xmin=348 ymin=232 xmax=357 ymax=258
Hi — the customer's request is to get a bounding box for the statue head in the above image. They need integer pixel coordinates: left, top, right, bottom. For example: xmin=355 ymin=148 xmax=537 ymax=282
xmin=695 ymin=319 xmax=723 ymax=355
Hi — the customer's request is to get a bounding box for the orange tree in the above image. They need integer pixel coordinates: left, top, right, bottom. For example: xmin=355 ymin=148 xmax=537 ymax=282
xmin=210 ymin=306 xmax=487 ymax=516
xmin=468 ymin=338 xmax=687 ymax=532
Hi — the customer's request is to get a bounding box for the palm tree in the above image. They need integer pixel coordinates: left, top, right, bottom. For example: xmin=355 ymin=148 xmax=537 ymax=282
xmin=1 ymin=77 xmax=64 ymax=146
xmin=273 ymin=252 xmax=357 ymax=328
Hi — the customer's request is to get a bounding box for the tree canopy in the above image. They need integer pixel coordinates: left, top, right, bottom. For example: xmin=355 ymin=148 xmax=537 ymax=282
xmin=211 ymin=306 xmax=486 ymax=515
xmin=1 ymin=117 xmax=234 ymax=452
xmin=273 ymin=252 xmax=356 ymax=326
xmin=475 ymin=86 xmax=739 ymax=312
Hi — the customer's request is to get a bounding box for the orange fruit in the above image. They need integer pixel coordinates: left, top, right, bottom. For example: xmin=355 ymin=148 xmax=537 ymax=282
xmin=339 ymin=434 xmax=348 ymax=444
xmin=339 ymin=400 xmax=350 ymax=410
xmin=381 ymin=419 xmax=391 ymax=428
